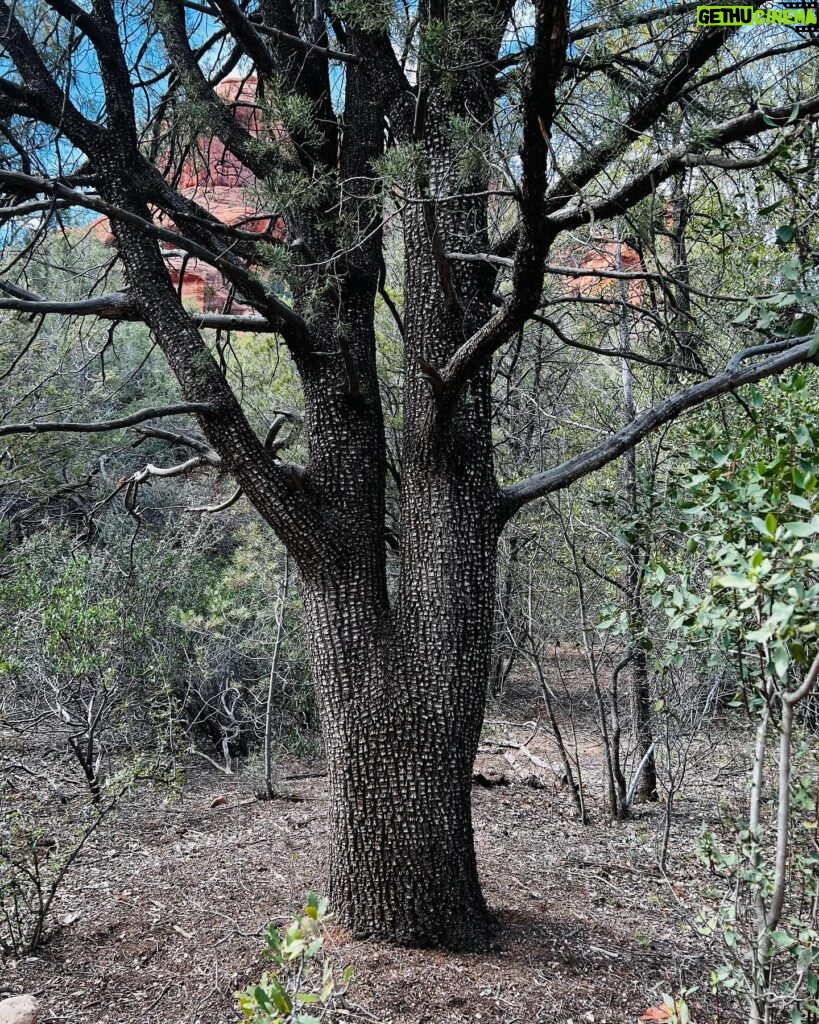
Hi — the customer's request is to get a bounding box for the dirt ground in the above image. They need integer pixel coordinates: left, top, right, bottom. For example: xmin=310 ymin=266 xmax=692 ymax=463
xmin=2 ymin=670 xmax=752 ymax=1024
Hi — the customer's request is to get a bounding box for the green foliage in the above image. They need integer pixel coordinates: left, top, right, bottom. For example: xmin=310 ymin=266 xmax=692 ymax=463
xmin=331 ymin=0 xmax=394 ymax=33
xmin=732 ymin=255 xmax=819 ymax=351
xmin=263 ymin=79 xmax=323 ymax=149
xmin=235 ymin=894 xmax=352 ymax=1024
xmin=696 ymin=739 xmax=819 ymax=1020
xmin=252 ymin=165 xmax=335 ymax=217
xmin=640 ymin=375 xmax=819 ymax=1021
xmin=372 ymin=142 xmax=423 ymax=191
xmin=446 ymin=115 xmax=491 ymax=188
xmin=647 ymin=371 xmax=819 ymax=689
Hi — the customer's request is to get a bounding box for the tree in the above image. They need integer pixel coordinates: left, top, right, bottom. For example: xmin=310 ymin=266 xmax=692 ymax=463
xmin=1 ymin=0 xmax=818 ymax=949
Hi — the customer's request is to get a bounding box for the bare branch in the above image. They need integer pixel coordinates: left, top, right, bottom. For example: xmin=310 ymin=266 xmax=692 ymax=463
xmin=131 ymin=454 xmax=220 ymax=481
xmin=0 ymin=171 xmax=309 ymax=348
xmin=0 ymin=284 xmax=274 ymax=332
xmin=548 ymin=97 xmax=819 ymax=232
xmin=186 ymin=485 xmax=243 ymax=514
xmin=0 ymin=404 xmax=212 ymax=439
xmin=432 ymin=0 xmax=569 ymax=403
xmin=500 ymin=340 xmax=819 ymax=520
xmin=494 ymin=1 xmax=701 ymax=71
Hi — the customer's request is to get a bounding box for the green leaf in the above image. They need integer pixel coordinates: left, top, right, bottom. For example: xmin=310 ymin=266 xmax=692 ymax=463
xmin=732 ymin=306 xmax=754 ymax=325
xmin=268 ymin=978 xmax=293 ymax=1015
xmin=784 ymin=520 xmax=818 ymax=538
xmin=765 ymin=512 xmax=778 ymax=536
xmin=808 ymin=332 xmax=819 ymax=358
xmin=758 ymin=198 xmax=783 ymax=216
xmin=771 ymin=642 xmax=790 ymax=679
xmin=790 ymin=313 xmax=816 ymax=338
xmin=253 ymin=986 xmax=273 ymax=1011
xmin=713 ymin=574 xmax=754 ymax=591
xmin=776 ymin=225 xmax=795 ymax=245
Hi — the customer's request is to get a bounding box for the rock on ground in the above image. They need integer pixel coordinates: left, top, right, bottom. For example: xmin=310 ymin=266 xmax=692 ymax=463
xmin=0 ymin=995 xmax=39 ymax=1024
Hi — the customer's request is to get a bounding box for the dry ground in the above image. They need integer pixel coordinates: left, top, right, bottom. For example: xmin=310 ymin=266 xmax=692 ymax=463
xmin=2 ymin=669 xmax=752 ymax=1024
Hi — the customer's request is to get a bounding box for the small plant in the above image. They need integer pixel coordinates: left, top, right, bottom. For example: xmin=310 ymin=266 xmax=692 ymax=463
xmin=0 ymin=787 xmax=112 ymax=954
xmin=236 ymin=893 xmax=352 ymax=1024
xmin=640 ymin=990 xmax=696 ymax=1023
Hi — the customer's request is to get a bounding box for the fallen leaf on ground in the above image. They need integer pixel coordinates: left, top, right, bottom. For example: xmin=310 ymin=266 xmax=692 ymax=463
xmin=639 ymin=1007 xmax=671 ymax=1022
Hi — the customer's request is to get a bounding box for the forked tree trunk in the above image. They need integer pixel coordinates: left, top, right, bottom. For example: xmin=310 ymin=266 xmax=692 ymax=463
xmin=297 ymin=71 xmax=501 ymax=943
xmin=107 ymin=35 xmax=506 ymax=951
xmin=302 ymin=499 xmax=497 ymax=948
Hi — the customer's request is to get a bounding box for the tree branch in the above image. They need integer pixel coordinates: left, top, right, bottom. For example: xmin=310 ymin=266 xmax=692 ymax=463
xmin=494 ymin=1 xmax=701 ymax=71
xmin=0 ymin=404 xmax=212 ymax=439
xmin=493 ymin=15 xmax=752 ymax=257
xmin=154 ymin=0 xmax=293 ymax=179
xmin=548 ymin=97 xmax=819 ymax=231
xmin=0 ymin=283 xmax=274 ymax=332
xmin=500 ymin=340 xmax=818 ymax=521
xmin=0 ymin=170 xmax=309 ymax=349
xmin=434 ymin=0 xmax=569 ymax=400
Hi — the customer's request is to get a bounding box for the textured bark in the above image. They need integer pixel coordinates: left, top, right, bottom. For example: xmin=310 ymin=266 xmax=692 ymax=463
xmin=616 ymin=243 xmax=658 ymax=805
xmin=306 ymin=572 xmax=493 ymax=948
xmin=630 ymin=645 xmax=658 ymax=802
xmin=299 ymin=59 xmax=501 ymax=946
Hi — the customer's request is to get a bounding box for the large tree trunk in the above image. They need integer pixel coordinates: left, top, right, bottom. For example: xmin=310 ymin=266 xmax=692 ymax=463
xmin=299 ymin=64 xmax=500 ymax=943
xmin=300 ymin=287 xmax=500 ymax=946
xmin=302 ymin=509 xmax=497 ymax=948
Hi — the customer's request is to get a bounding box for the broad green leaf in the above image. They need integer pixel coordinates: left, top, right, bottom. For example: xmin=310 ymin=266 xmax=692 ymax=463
xmin=732 ymin=306 xmax=754 ymax=325
xmin=712 ymin=574 xmax=754 ymax=590
xmin=266 ymin=978 xmax=292 ymax=1015
xmin=784 ymin=521 xmax=818 ymax=538
xmin=771 ymin=643 xmax=790 ymax=679
xmin=253 ymin=986 xmax=273 ymax=1011
xmin=790 ymin=313 xmax=816 ymax=338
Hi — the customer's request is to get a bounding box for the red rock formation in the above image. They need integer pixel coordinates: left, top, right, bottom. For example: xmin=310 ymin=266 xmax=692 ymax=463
xmin=554 ymin=235 xmax=644 ymax=303
xmin=93 ymin=75 xmax=285 ymax=313
xmin=93 ymin=76 xmax=645 ymax=315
